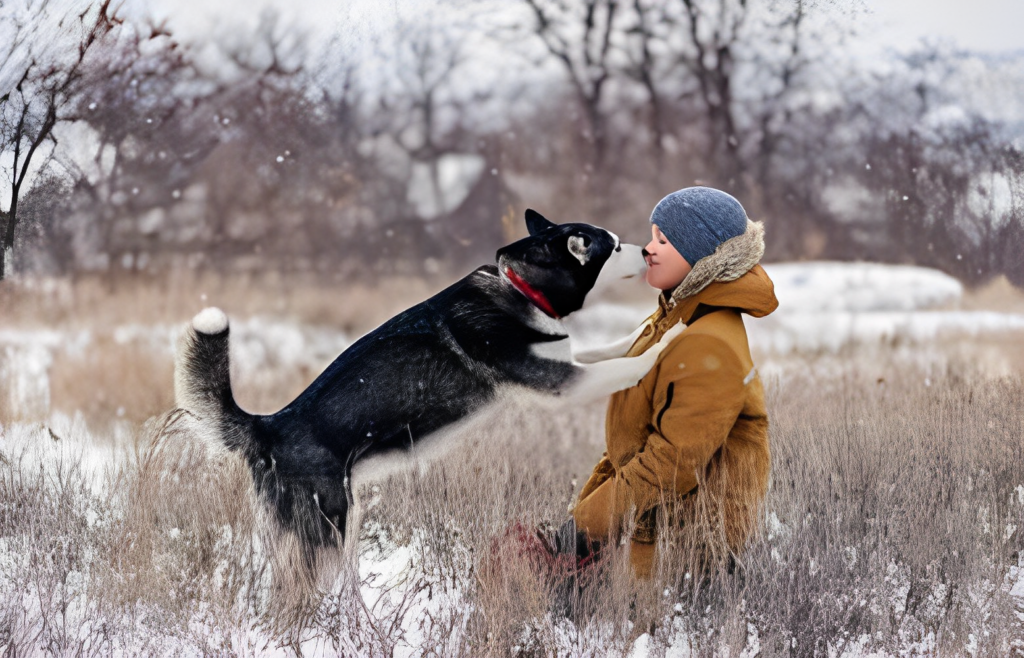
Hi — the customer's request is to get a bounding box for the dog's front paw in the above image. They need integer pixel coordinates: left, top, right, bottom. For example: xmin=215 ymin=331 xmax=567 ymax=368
xmin=650 ymin=321 xmax=684 ymax=352
xmin=627 ymin=321 xmax=684 ymax=374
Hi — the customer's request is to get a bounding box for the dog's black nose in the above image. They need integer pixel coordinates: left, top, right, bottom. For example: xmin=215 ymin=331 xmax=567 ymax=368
xmin=641 ymin=248 xmax=650 ymax=258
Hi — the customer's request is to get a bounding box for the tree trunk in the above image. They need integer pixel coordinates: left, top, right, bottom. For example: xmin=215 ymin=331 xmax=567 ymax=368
xmin=0 ymin=194 xmax=19 ymax=280
xmin=0 ymin=210 xmax=6 ymax=280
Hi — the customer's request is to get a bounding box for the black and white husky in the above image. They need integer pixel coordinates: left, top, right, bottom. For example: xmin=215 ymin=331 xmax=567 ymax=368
xmin=174 ymin=210 xmax=678 ymax=557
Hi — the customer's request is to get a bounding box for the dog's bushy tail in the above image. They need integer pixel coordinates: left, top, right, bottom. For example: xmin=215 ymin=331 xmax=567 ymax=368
xmin=175 ymin=307 xmax=255 ymax=454
xmin=175 ymin=309 xmax=337 ymax=578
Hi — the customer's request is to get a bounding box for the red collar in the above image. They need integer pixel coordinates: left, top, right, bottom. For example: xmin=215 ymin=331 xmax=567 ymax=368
xmin=505 ymin=266 xmax=560 ymax=319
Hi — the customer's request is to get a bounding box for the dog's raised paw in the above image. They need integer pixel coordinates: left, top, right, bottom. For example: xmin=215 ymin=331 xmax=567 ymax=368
xmin=192 ymin=307 xmax=229 ymax=335
xmin=652 ymin=321 xmax=684 ymax=349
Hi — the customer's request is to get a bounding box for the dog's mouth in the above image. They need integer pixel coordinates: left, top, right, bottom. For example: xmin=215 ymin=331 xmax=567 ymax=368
xmin=503 ymin=265 xmax=560 ymax=319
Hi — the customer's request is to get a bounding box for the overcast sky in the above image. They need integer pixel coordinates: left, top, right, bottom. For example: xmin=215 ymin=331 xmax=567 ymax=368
xmin=866 ymin=0 xmax=1024 ymax=53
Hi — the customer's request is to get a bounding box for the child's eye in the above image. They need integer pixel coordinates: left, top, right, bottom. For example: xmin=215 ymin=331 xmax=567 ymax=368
xmin=658 ymin=240 xmax=666 ymax=245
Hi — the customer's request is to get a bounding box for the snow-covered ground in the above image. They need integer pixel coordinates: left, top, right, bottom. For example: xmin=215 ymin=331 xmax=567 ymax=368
xmin=566 ymin=261 xmax=1024 ymax=368
xmin=767 ymin=262 xmax=963 ymax=313
xmin=0 ymin=316 xmax=352 ymax=419
xmin=750 ymin=262 xmax=1024 ymax=356
xmin=4 ymin=260 xmax=1024 ymax=417
xmin=2 ymin=261 xmax=1024 ymax=656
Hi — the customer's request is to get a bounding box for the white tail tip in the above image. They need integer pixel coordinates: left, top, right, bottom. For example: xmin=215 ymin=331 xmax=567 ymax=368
xmin=192 ymin=307 xmax=229 ymax=335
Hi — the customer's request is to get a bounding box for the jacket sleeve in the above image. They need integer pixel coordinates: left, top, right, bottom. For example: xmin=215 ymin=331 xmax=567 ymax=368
xmin=573 ymin=333 xmax=747 ymax=540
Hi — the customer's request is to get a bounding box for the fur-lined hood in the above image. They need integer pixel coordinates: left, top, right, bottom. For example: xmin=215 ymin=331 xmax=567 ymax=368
xmin=659 ymin=219 xmax=777 ymax=322
xmin=670 ymin=219 xmax=764 ymax=302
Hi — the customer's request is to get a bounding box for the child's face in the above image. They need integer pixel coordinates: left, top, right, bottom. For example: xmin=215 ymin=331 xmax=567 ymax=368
xmin=644 ymin=224 xmax=692 ymax=291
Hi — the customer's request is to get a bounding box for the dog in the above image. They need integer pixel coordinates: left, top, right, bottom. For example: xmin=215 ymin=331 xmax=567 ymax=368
xmin=174 ymin=210 xmax=680 ymax=562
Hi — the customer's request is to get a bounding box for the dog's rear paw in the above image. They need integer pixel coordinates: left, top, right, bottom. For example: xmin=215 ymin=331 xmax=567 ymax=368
xmin=192 ymin=307 xmax=229 ymax=335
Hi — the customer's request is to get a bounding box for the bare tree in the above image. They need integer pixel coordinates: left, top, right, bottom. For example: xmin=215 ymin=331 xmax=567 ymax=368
xmin=0 ymin=0 xmax=123 ymax=279
xmin=515 ymin=0 xmax=850 ymax=197
xmin=622 ymin=0 xmax=667 ymax=168
xmin=378 ymin=16 xmax=468 ymax=216
xmin=174 ymin=10 xmax=370 ymax=272
xmin=676 ymin=0 xmax=750 ymax=189
xmin=61 ymin=16 xmax=200 ymax=274
xmin=20 ymin=6 xmax=374 ymax=276
xmin=520 ymin=0 xmax=622 ymax=174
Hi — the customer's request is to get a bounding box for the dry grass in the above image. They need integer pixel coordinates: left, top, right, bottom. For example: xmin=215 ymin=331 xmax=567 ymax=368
xmin=349 ymin=369 xmax=1024 ymax=656
xmin=1 ymin=271 xmax=442 ymax=427
xmin=961 ymin=275 xmax=1024 ymax=314
xmin=688 ymin=370 xmax=1024 ymax=656
xmin=47 ymin=335 xmax=175 ymax=426
xmin=1 ymin=275 xmax=1024 ymax=655
xmin=5 ymin=269 xmax=1024 ymax=426
xmin=0 ymin=270 xmax=446 ymax=336
xmin=2 ymin=366 xmax=1022 ymax=655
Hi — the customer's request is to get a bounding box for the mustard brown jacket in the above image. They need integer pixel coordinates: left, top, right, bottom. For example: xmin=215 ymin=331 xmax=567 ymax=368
xmin=572 ymin=220 xmax=778 ymax=559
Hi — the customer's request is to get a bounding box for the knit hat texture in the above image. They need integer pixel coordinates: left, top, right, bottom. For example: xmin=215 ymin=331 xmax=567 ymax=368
xmin=650 ymin=187 xmax=748 ymax=266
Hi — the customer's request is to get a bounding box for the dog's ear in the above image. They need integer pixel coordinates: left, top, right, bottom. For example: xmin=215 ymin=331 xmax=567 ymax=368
xmin=568 ymin=235 xmax=590 ymax=265
xmin=525 ymin=209 xmax=556 ymax=236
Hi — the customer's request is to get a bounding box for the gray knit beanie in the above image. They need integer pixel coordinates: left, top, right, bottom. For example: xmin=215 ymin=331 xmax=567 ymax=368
xmin=650 ymin=187 xmax=748 ymax=266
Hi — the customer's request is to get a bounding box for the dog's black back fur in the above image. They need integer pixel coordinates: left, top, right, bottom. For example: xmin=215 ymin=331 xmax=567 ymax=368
xmin=176 ymin=211 xmax=628 ymax=559
xmin=250 ymin=266 xmax=575 ymax=543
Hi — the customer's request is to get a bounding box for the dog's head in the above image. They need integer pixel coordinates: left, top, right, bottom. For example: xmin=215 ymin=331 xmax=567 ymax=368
xmin=495 ymin=209 xmax=647 ymax=318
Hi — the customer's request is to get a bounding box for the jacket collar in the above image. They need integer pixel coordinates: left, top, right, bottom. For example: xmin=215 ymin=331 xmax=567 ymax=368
xmin=659 ymin=264 xmax=777 ymax=324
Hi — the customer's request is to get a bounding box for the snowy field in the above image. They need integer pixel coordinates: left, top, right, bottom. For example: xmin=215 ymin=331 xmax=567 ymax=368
xmin=1 ymin=262 xmax=1024 ymax=656
xmin=6 ymin=261 xmax=1024 ymax=418
xmin=4 ymin=261 xmax=1024 ymax=411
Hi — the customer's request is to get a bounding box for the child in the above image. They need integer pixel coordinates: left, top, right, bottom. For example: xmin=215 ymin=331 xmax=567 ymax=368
xmin=570 ymin=186 xmax=779 ymax=578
